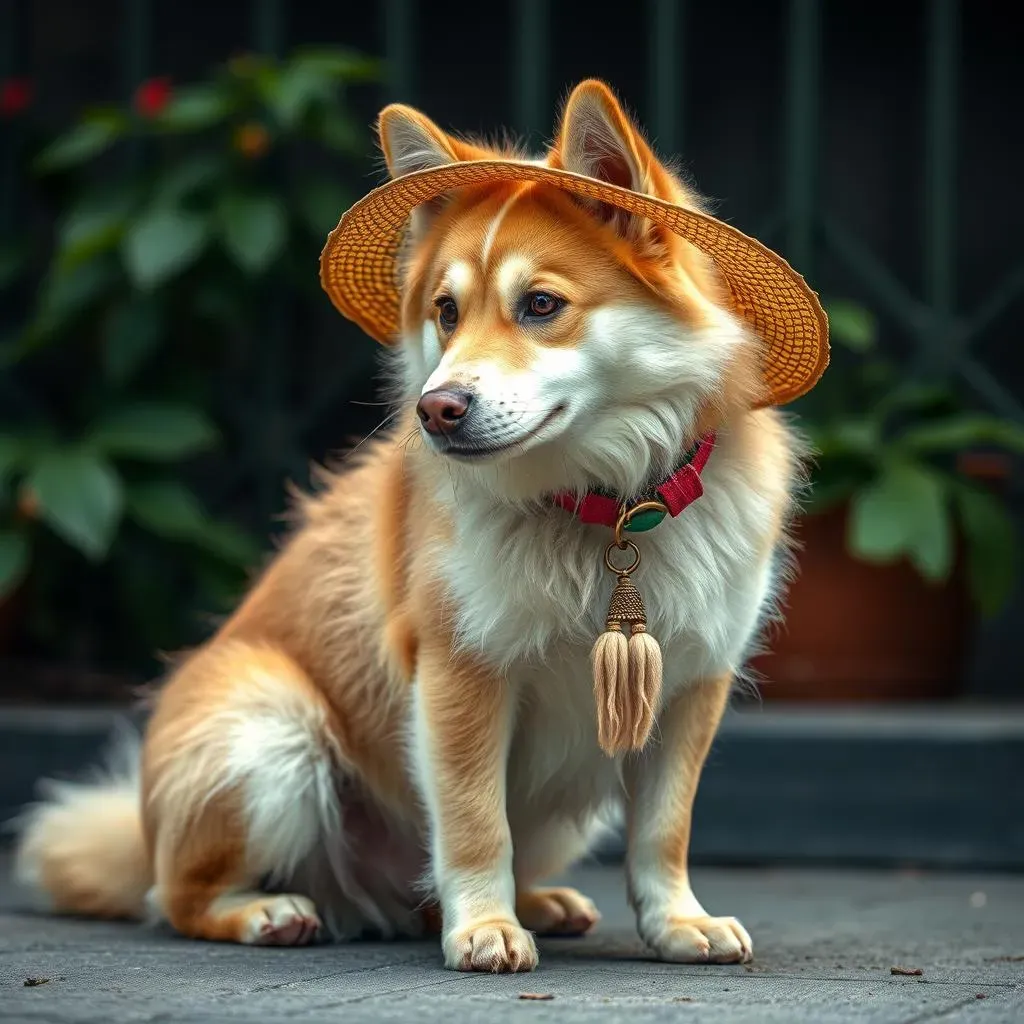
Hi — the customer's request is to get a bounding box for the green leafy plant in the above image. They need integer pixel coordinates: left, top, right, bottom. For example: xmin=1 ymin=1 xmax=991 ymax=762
xmin=0 ymin=402 xmax=247 ymax=577
xmin=0 ymin=47 xmax=380 ymax=673
xmin=797 ymin=300 xmax=1023 ymax=616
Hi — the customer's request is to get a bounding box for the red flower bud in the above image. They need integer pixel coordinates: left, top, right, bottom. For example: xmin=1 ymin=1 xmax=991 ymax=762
xmin=134 ymin=77 xmax=172 ymax=118
xmin=0 ymin=78 xmax=32 ymax=117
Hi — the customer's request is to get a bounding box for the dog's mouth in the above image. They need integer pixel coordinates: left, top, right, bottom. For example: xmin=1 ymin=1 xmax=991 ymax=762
xmin=441 ymin=404 xmax=567 ymax=461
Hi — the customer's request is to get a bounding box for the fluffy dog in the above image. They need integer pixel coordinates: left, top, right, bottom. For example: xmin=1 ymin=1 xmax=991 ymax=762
xmin=15 ymin=80 xmax=812 ymax=973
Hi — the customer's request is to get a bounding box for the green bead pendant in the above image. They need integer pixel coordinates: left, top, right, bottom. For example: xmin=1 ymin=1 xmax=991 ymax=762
xmin=624 ymin=507 xmax=667 ymax=533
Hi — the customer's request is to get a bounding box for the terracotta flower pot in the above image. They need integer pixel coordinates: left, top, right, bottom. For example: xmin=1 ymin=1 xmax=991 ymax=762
xmin=751 ymin=505 xmax=970 ymax=701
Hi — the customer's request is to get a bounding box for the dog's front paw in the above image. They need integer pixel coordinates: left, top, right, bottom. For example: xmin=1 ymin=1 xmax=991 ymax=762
xmin=643 ymin=914 xmax=752 ymax=964
xmin=443 ymin=917 xmax=538 ymax=973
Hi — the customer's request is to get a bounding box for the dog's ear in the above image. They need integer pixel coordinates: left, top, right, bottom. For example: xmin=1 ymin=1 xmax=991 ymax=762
xmin=378 ymin=105 xmax=460 ymax=179
xmin=378 ymin=105 xmax=476 ymax=240
xmin=552 ymin=80 xmax=666 ymax=241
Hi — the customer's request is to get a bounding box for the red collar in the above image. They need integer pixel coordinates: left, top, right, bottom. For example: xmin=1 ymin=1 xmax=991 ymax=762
xmin=552 ymin=432 xmax=716 ymax=530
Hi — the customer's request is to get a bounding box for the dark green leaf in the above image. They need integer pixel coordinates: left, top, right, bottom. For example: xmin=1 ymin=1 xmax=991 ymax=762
xmin=127 ymin=481 xmax=260 ymax=566
xmin=217 ymin=194 xmax=287 ymax=274
xmin=89 ymin=403 xmax=219 ymax=461
xmin=955 ymin=484 xmax=1018 ymax=617
xmin=898 ymin=415 xmax=1024 ymax=455
xmin=155 ymin=153 xmax=226 ymax=204
xmin=297 ymin=179 xmax=351 ymax=236
xmin=849 ymin=471 xmax=909 ymax=562
xmin=11 ymin=257 xmax=121 ymax=360
xmin=28 ymin=450 xmax=124 ymax=560
xmin=0 ymin=530 xmax=30 ymax=597
xmin=291 ymin=49 xmax=382 ymax=82
xmin=875 ymin=381 xmax=954 ymax=419
xmin=812 ymin=418 xmax=881 ymax=459
xmin=266 ymin=63 xmax=334 ymax=127
xmin=34 ymin=111 xmax=127 ymax=173
xmin=825 ymin=300 xmax=877 ymax=352
xmin=123 ymin=208 xmax=210 ymax=289
xmin=56 ymin=194 xmax=134 ymax=272
xmin=227 ymin=53 xmax=273 ymax=81
xmin=126 ymin=479 xmax=208 ymax=538
xmin=103 ymin=297 xmax=164 ymax=384
xmin=0 ymin=432 xmax=52 ymax=488
xmin=40 ymin=257 xmax=120 ymax=323
xmin=156 ymin=85 xmax=232 ymax=131
xmin=849 ymin=461 xmax=953 ymax=581
xmin=907 ymin=484 xmax=954 ymax=582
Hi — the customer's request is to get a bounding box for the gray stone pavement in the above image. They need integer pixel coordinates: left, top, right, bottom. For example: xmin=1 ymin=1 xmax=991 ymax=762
xmin=1 ymin=854 xmax=1022 ymax=1023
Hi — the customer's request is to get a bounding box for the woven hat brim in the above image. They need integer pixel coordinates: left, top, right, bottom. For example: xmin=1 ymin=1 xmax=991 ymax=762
xmin=320 ymin=161 xmax=829 ymax=406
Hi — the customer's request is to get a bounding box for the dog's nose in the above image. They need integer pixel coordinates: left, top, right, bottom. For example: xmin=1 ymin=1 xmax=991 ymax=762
xmin=417 ymin=387 xmax=473 ymax=435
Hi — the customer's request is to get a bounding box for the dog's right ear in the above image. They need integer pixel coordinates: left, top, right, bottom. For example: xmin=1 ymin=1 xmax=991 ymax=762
xmin=378 ymin=105 xmax=460 ymax=179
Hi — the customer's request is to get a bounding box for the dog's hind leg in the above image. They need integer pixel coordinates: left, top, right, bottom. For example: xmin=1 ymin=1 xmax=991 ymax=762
xmin=144 ymin=641 xmax=341 ymax=945
xmin=152 ymin=788 xmax=323 ymax=945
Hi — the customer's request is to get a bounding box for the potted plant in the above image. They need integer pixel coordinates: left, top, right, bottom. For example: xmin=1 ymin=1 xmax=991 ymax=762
xmin=754 ymin=301 xmax=1023 ymax=701
xmin=0 ymin=48 xmax=379 ymax=689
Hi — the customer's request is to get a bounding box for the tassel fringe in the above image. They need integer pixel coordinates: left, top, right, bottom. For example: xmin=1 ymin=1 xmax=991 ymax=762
xmin=592 ymin=620 xmax=663 ymax=757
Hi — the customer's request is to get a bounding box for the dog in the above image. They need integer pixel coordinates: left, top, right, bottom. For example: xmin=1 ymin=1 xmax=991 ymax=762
xmin=14 ymin=79 xmax=822 ymax=973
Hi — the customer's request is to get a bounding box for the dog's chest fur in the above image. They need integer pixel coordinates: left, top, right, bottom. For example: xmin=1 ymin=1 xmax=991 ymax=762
xmin=406 ymin=424 xmax=789 ymax=831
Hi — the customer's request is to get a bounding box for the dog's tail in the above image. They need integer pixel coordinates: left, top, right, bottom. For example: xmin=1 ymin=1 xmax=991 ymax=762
xmin=11 ymin=727 xmax=152 ymax=920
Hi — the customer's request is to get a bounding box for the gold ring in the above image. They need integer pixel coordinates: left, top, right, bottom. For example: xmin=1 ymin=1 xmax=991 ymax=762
xmin=604 ymin=540 xmax=641 ymax=575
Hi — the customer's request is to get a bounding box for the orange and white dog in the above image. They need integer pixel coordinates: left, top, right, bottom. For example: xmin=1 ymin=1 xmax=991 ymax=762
xmin=15 ymin=81 xmax=807 ymax=973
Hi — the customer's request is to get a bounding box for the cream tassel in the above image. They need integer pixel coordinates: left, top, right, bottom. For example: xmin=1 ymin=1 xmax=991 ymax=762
xmin=627 ymin=624 xmax=663 ymax=749
xmin=592 ymin=562 xmax=662 ymax=756
xmin=592 ymin=622 xmax=631 ymax=755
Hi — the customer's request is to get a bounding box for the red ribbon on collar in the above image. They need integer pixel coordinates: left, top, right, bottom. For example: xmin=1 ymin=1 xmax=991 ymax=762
xmin=551 ymin=432 xmax=716 ymax=528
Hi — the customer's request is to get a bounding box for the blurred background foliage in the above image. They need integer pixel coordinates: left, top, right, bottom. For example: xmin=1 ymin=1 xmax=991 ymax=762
xmin=804 ymin=299 xmax=1024 ymax=617
xmin=0 ymin=0 xmax=1021 ymax=696
xmin=0 ymin=49 xmax=381 ymax=674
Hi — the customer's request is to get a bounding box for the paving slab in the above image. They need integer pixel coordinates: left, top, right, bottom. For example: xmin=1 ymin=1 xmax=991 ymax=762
xmin=2 ymin=857 xmax=1022 ymax=1023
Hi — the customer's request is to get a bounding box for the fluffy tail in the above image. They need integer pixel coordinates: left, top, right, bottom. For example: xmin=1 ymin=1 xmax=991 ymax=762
xmin=11 ymin=729 xmax=152 ymax=920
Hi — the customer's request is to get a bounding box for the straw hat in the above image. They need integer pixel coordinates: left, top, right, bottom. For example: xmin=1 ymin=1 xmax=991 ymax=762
xmin=320 ymin=160 xmax=829 ymax=407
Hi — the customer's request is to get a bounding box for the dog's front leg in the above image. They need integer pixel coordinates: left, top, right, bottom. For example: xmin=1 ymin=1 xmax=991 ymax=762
xmin=412 ymin=639 xmax=537 ymax=973
xmin=624 ymin=674 xmax=753 ymax=964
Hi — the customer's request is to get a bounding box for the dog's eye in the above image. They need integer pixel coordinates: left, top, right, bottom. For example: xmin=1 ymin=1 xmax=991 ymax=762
xmin=524 ymin=292 xmax=563 ymax=319
xmin=435 ymin=297 xmax=459 ymax=329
